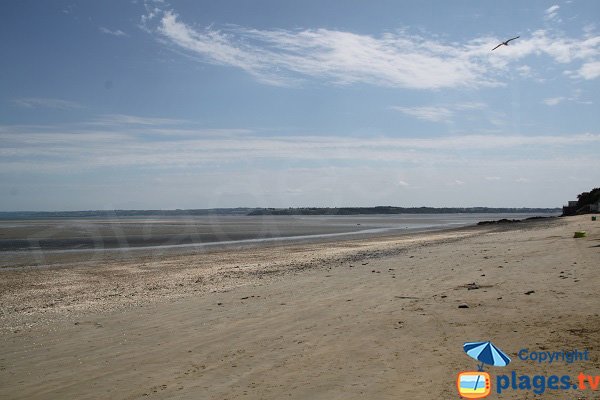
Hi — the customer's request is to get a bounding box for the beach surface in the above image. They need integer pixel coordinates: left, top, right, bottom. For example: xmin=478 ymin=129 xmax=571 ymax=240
xmin=1 ymin=215 xmax=598 ymax=399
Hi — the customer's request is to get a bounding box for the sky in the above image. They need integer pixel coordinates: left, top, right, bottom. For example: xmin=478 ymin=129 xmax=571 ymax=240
xmin=1 ymin=0 xmax=599 ymax=211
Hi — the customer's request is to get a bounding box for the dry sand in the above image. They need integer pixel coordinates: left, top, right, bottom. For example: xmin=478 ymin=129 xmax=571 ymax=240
xmin=0 ymin=215 xmax=598 ymax=399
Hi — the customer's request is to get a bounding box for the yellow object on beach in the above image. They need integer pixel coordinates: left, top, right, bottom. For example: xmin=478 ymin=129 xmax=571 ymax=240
xmin=574 ymin=231 xmax=587 ymax=238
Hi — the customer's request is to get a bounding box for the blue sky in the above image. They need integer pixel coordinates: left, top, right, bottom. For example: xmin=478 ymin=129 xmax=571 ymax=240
xmin=1 ymin=0 xmax=599 ymax=210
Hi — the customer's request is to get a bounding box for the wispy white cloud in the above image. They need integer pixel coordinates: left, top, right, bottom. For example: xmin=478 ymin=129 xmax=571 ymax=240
xmin=391 ymin=102 xmax=486 ymax=123
xmin=452 ymin=102 xmax=487 ymax=111
xmin=141 ymin=7 xmax=600 ymax=88
xmin=145 ymin=9 xmax=494 ymax=89
xmin=2 ymin=118 xmax=599 ymax=173
xmin=577 ymin=61 xmax=600 ymax=80
xmin=484 ymin=30 xmax=600 ymax=68
xmin=2 ymin=119 xmax=599 ymax=210
xmin=542 ymin=89 xmax=593 ymax=106
xmin=544 ymin=5 xmax=561 ymax=22
xmin=391 ymin=106 xmax=454 ymax=122
xmin=92 ymin=114 xmax=187 ymax=126
xmin=99 ymin=27 xmax=127 ymax=37
xmin=13 ymin=97 xmax=82 ymax=110
xmin=543 ymin=97 xmax=566 ymax=106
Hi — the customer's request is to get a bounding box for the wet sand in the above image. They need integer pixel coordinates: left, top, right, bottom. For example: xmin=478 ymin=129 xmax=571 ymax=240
xmin=0 ymin=215 xmax=598 ymax=399
xmin=0 ymin=213 xmax=551 ymax=255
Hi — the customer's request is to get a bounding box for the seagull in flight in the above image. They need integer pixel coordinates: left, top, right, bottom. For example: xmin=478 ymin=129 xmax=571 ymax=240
xmin=491 ymin=36 xmax=520 ymax=51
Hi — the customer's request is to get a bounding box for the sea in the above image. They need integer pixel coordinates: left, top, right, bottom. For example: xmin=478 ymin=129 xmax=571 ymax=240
xmin=0 ymin=212 xmax=560 ymax=254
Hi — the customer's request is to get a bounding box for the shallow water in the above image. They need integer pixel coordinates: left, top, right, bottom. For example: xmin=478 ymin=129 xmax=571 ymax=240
xmin=0 ymin=213 xmax=558 ymax=254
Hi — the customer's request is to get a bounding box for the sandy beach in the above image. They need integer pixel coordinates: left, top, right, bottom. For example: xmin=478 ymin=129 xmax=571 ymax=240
xmin=1 ymin=215 xmax=598 ymax=399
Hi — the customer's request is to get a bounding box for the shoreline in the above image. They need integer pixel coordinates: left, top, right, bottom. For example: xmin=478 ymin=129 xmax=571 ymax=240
xmin=0 ymin=214 xmax=558 ymax=266
xmin=0 ymin=224 xmax=463 ymax=255
xmin=0 ymin=213 xmax=559 ymax=248
xmin=1 ymin=215 xmax=598 ymax=399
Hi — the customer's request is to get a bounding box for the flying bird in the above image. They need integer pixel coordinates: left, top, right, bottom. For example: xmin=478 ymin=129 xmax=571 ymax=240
xmin=491 ymin=36 xmax=520 ymax=51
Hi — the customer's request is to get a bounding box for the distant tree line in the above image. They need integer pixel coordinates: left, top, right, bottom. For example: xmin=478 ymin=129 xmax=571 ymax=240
xmin=247 ymin=206 xmax=559 ymax=216
xmin=0 ymin=206 xmax=560 ymax=220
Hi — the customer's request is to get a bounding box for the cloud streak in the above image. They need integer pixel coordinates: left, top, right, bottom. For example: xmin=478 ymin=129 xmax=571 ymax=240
xmin=141 ymin=7 xmax=600 ymax=89
xmin=543 ymin=97 xmax=565 ymax=106
xmin=146 ymin=9 xmax=492 ymax=88
xmin=391 ymin=102 xmax=486 ymax=123
xmin=13 ymin=97 xmax=82 ymax=110
xmin=544 ymin=5 xmax=561 ymax=22
xmin=2 ymin=119 xmax=599 ymax=173
xmin=391 ymin=106 xmax=454 ymax=122
xmin=100 ymin=27 xmax=127 ymax=37
xmin=91 ymin=114 xmax=188 ymax=126
xmin=2 ymin=115 xmax=598 ymax=210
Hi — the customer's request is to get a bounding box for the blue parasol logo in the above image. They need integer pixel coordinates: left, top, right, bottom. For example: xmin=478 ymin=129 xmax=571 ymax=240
xmin=457 ymin=341 xmax=511 ymax=398
xmin=463 ymin=341 xmax=511 ymax=371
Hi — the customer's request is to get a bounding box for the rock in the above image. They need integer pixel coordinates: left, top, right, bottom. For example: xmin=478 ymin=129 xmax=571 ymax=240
xmin=524 ymin=290 xmax=535 ymax=295
xmin=458 ymin=304 xmax=469 ymax=309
